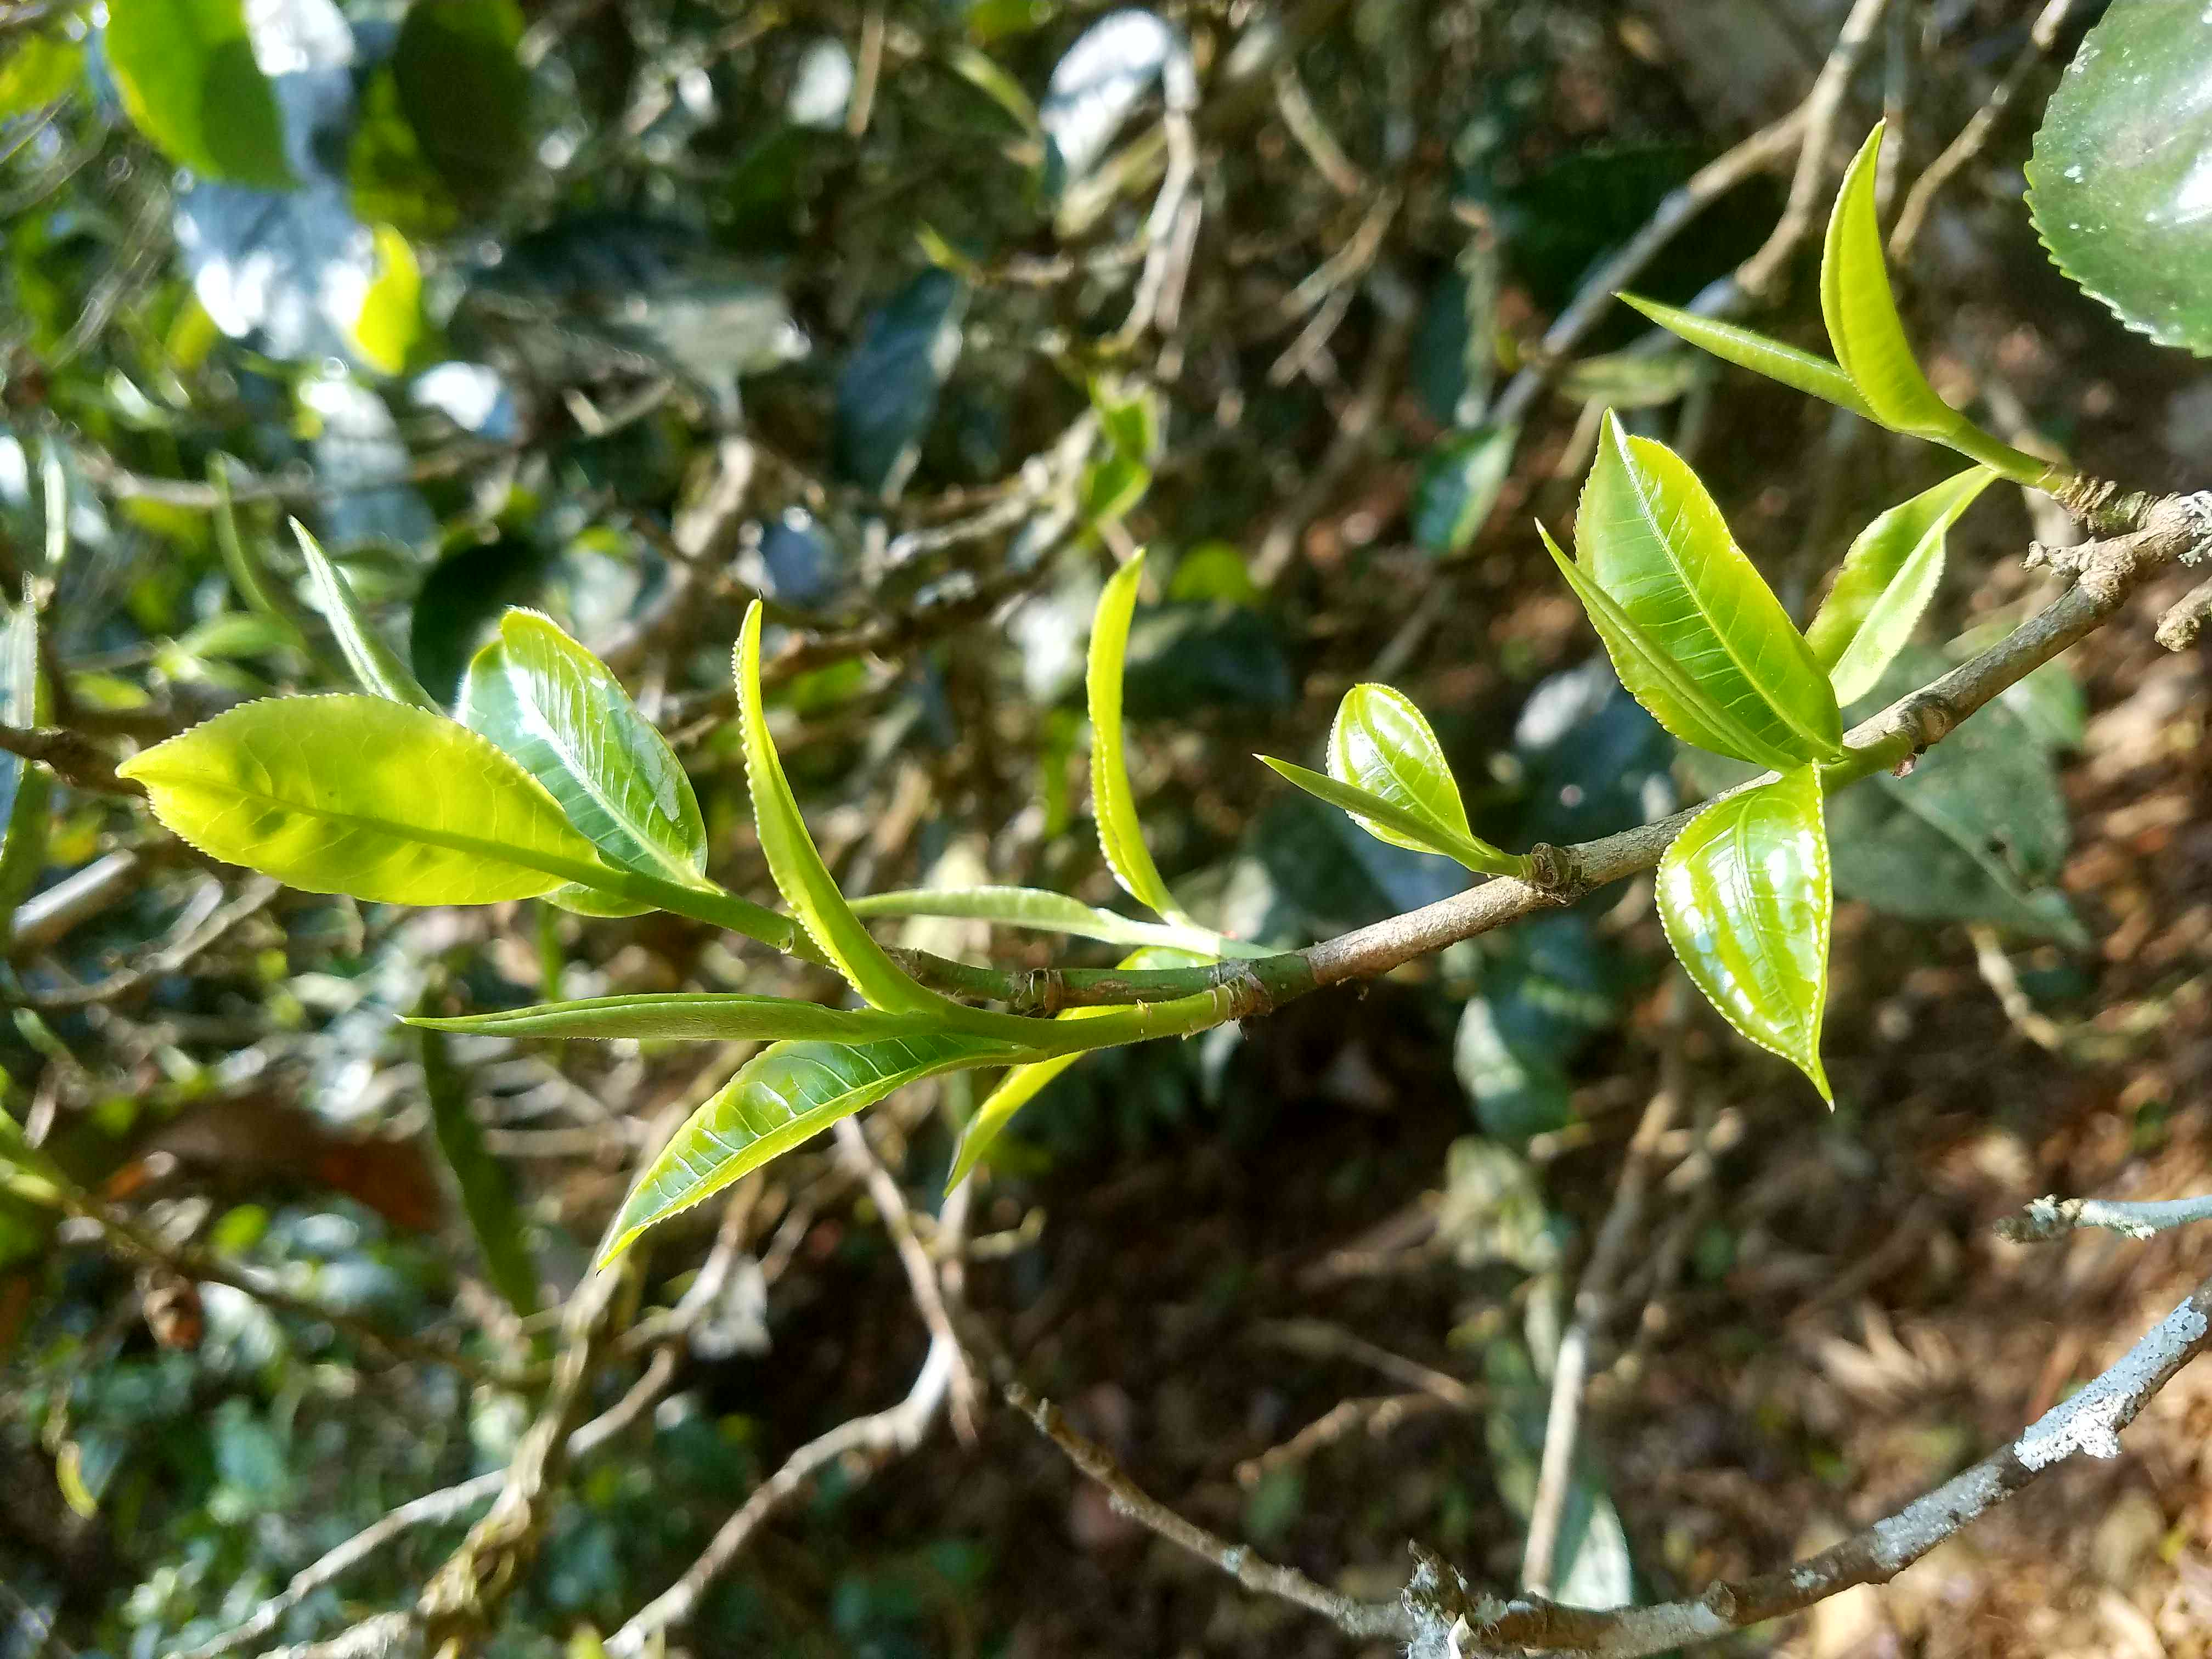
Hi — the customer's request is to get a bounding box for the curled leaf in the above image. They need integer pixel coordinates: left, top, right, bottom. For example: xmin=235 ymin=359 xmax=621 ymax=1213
xmin=1656 ymin=766 xmax=1833 ymax=1102
xmin=1807 ymin=467 xmax=1993 ymax=704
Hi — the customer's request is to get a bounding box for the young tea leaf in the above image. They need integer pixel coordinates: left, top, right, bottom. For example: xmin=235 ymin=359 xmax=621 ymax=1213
xmin=1656 ymin=765 xmax=1833 ymax=1103
xmin=736 ymin=603 xmax=941 ymax=1014
xmin=850 ymin=885 xmax=1224 ymax=952
xmin=410 ymin=994 xmax=951 ymax=1044
xmin=602 ymin=1034 xmax=1030 ymax=1262
xmin=1806 ymin=467 xmax=1993 ymax=704
xmin=461 ymin=611 xmax=712 ymax=911
xmin=1328 ymin=684 xmax=1496 ymax=859
xmin=1617 ymin=294 xmax=1874 ymax=420
xmin=292 ymin=521 xmax=437 ymax=709
xmin=1087 ymin=555 xmax=1189 ymax=923
xmin=104 ymin=0 xmax=295 ymax=191
xmin=117 ymin=696 xmax=616 ymax=905
xmin=1821 ymin=127 xmax=2048 ymax=482
xmin=1576 ymin=414 xmax=1841 ymax=766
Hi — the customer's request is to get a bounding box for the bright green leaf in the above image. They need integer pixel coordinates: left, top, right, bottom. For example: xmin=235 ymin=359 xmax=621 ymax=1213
xmin=1087 ymin=555 xmax=1188 ymax=923
xmin=1656 ymin=765 xmax=1833 ymax=1102
xmin=2029 ymin=9 xmax=2212 ymax=356
xmin=1412 ymin=425 xmax=1517 ymax=556
xmin=1327 ymin=684 xmax=1482 ymax=856
xmin=1806 ymin=467 xmax=1993 ymax=704
xmin=736 ymin=603 xmax=941 ymax=1014
xmin=420 ymin=1022 xmax=539 ymax=1319
xmin=410 ymin=994 xmax=951 ymax=1044
xmin=117 ymin=696 xmax=615 ymax=905
xmin=1575 ymin=414 xmax=1841 ymax=765
xmin=105 ymin=0 xmax=295 ymax=190
xmin=1079 ymin=454 xmax=1151 ymax=525
xmin=602 ymin=1034 xmax=1030 ymax=1262
xmin=850 ymin=885 xmax=1228 ymax=952
xmin=1618 ymin=292 xmax=1874 ymax=420
xmin=1258 ymin=757 xmax=1519 ymax=876
xmin=0 ymin=33 xmax=83 ymax=117
xmin=462 ymin=611 xmax=711 ymax=909
xmin=352 ymin=224 xmax=422 ymax=377
xmin=292 ymin=521 xmax=436 ymax=709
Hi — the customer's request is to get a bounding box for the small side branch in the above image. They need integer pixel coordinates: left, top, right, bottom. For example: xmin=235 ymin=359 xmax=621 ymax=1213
xmin=1998 ymin=1193 xmax=2212 ymax=1244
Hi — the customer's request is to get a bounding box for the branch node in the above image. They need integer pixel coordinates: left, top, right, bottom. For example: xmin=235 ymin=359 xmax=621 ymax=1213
xmin=1526 ymin=843 xmax=1578 ymax=900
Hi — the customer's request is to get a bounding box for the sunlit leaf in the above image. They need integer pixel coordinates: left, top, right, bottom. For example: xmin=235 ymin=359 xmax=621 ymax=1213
xmin=1572 ymin=415 xmax=1840 ymax=766
xmin=1087 ymin=554 xmax=1188 ymax=923
xmin=105 ymin=0 xmax=295 ymax=190
xmin=1806 ymin=467 xmax=1993 ymax=704
xmin=1656 ymin=765 xmax=1832 ymax=1102
xmin=1329 ymin=684 xmax=1481 ymax=854
xmin=850 ymin=885 xmax=1222 ymax=951
xmin=462 ymin=611 xmax=710 ymax=911
xmin=736 ymin=603 xmax=940 ymax=1014
xmin=1821 ymin=126 xmax=2047 ymax=481
xmin=947 ymin=944 xmax=1209 ymax=1187
xmin=602 ymin=1034 xmax=1031 ymax=1262
xmin=117 ymin=696 xmax=614 ymax=905
xmin=351 ymin=224 xmax=422 ymax=377
xmin=0 ymin=33 xmax=83 ymax=117
xmin=291 ymin=521 xmax=436 ymax=709
xmin=1618 ymin=293 xmax=1872 ymax=420
xmin=410 ymin=994 xmax=950 ymax=1043
xmin=420 ymin=1022 xmax=538 ymax=1319
xmin=2030 ymin=12 xmax=2212 ymax=356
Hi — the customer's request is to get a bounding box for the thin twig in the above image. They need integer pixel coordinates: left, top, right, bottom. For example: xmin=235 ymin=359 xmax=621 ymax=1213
xmin=1998 ymin=1193 xmax=2212 ymax=1244
xmin=25 ymin=876 xmax=280 ymax=1010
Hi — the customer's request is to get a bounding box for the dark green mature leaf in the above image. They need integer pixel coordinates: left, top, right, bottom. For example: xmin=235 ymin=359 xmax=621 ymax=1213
xmin=411 ymin=994 xmax=951 ymax=1043
xmin=1088 ymin=555 xmax=1188 ymax=923
xmin=0 ymin=608 xmax=50 ymax=933
xmin=1618 ymin=294 xmax=1872 ymax=419
xmin=2030 ymin=10 xmax=2212 ymax=356
xmin=833 ymin=270 xmax=966 ymax=494
xmin=602 ymin=1034 xmax=1030 ymax=1262
xmin=461 ymin=611 xmax=711 ymax=912
xmin=392 ymin=0 xmax=531 ymax=213
xmin=116 ymin=696 xmax=613 ymax=905
xmin=293 ymin=522 xmax=436 ymax=709
xmin=1657 ymin=765 xmax=1833 ymax=1102
xmin=1412 ymin=426 xmax=1517 ymax=555
xmin=105 ymin=0 xmax=294 ymax=190
xmin=420 ymin=1023 xmax=538 ymax=1319
xmin=1806 ymin=467 xmax=1993 ymax=704
xmin=736 ymin=603 xmax=941 ymax=1014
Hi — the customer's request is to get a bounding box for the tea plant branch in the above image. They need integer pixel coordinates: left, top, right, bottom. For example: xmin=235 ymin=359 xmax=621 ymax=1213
xmin=22 ymin=874 xmax=280 ymax=1011
xmin=1997 ymin=1192 xmax=2212 ymax=1244
xmin=899 ymin=489 xmax=2207 ymax=1017
xmin=1005 ymin=1381 xmax=1424 ymax=1644
xmin=1888 ymin=0 xmax=2085 ymax=262
xmin=0 ymin=720 xmax=145 ymax=798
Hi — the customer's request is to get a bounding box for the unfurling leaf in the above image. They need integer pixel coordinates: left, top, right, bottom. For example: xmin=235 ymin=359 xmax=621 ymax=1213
xmin=1656 ymin=765 xmax=1833 ymax=1102
xmin=117 ymin=696 xmax=613 ymax=904
xmin=1806 ymin=467 xmax=1994 ymax=704
xmin=850 ymin=885 xmax=1223 ymax=952
xmin=292 ymin=521 xmax=436 ymax=709
xmin=410 ymin=994 xmax=950 ymax=1044
xmin=1088 ymin=555 xmax=1189 ymax=923
xmin=601 ymin=1034 xmax=1030 ymax=1262
xmin=948 ymin=946 xmax=1207 ymax=1188
xmin=1566 ymin=414 xmax=1840 ymax=768
xmin=1821 ymin=127 xmax=2047 ymax=482
xmin=1617 ymin=294 xmax=1873 ymax=420
xmin=1259 ymin=685 xmax=1524 ymax=876
xmin=104 ymin=0 xmax=295 ymax=191
xmin=462 ymin=610 xmax=710 ymax=919
xmin=736 ymin=603 xmax=941 ymax=1014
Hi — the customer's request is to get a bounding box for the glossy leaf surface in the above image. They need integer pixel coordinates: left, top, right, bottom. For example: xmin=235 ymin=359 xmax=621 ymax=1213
xmin=2030 ymin=10 xmax=2212 ymax=356
xmin=411 ymin=995 xmax=949 ymax=1044
xmin=1656 ymin=765 xmax=1832 ymax=1102
xmin=1618 ymin=294 xmax=1872 ymax=420
xmin=948 ymin=946 xmax=1206 ymax=1188
xmin=736 ymin=603 xmax=939 ymax=1013
xmin=1806 ymin=467 xmax=1993 ymax=704
xmin=1822 ymin=126 xmax=1956 ymax=440
xmin=603 ymin=1034 xmax=1029 ymax=1261
xmin=462 ymin=610 xmax=710 ymax=896
xmin=1325 ymin=684 xmax=1490 ymax=860
xmin=117 ymin=696 xmax=611 ymax=905
xmin=105 ymin=0 xmax=294 ymax=190
xmin=1575 ymin=416 xmax=1840 ymax=765
xmin=292 ymin=522 xmax=435 ymax=709
xmin=1088 ymin=555 xmax=1187 ymax=922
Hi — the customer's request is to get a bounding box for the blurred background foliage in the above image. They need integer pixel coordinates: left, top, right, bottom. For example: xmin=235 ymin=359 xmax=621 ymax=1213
xmin=0 ymin=1 xmax=2203 ymax=1655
